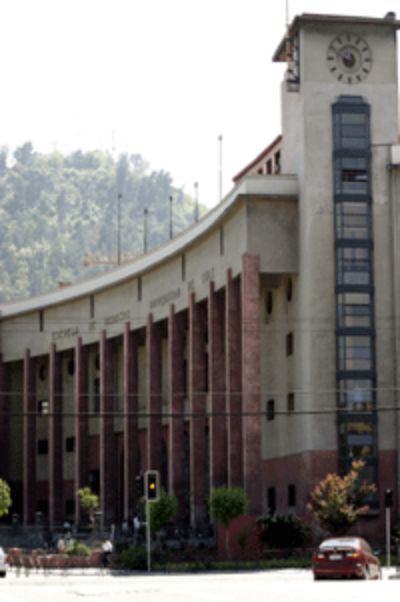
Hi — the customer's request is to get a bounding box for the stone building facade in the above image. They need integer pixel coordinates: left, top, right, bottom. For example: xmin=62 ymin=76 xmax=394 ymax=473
xmin=1 ymin=12 xmax=400 ymax=541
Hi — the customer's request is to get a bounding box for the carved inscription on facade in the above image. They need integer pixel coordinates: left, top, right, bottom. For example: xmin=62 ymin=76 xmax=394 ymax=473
xmin=104 ymin=310 xmax=130 ymax=325
xmin=150 ymin=288 xmax=181 ymax=310
xmin=52 ymin=327 xmax=79 ymax=342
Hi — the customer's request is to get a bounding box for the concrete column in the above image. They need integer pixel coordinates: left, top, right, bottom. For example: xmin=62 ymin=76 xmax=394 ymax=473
xmin=0 ymin=356 xmax=10 ymax=481
xmin=168 ymin=306 xmax=186 ymax=516
xmin=226 ymin=269 xmax=243 ymax=488
xmin=99 ymin=331 xmax=116 ymax=524
xmin=74 ymin=337 xmax=88 ymax=526
xmin=48 ymin=343 xmax=63 ymax=527
xmin=146 ymin=315 xmax=163 ymax=474
xmin=241 ymin=254 xmax=262 ymax=514
xmin=123 ymin=323 xmax=139 ymax=521
xmin=22 ymin=349 xmax=36 ymax=525
xmin=188 ymin=294 xmax=208 ymax=526
xmin=208 ymin=283 xmax=227 ymax=488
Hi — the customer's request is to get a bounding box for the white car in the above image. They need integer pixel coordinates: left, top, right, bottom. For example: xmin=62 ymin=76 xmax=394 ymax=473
xmin=0 ymin=547 xmax=8 ymax=577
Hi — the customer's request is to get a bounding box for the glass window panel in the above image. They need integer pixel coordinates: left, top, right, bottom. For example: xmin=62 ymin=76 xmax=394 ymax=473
xmin=341 ymin=137 xmax=368 ymax=149
xmin=341 ymin=113 xmax=368 ymax=125
xmin=341 ymin=124 xmax=367 ymax=138
xmin=336 ymin=203 xmax=370 ymax=240
xmin=338 ymin=379 xmax=374 ymax=410
xmin=338 ymin=336 xmax=373 ymax=370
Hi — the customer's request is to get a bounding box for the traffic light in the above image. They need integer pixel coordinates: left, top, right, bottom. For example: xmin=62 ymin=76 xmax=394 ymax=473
xmin=385 ymin=488 xmax=393 ymax=508
xmin=135 ymin=474 xmax=144 ymax=499
xmin=145 ymin=470 xmax=160 ymax=501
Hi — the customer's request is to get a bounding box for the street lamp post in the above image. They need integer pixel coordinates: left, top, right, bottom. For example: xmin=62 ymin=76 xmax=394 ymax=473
xmin=144 ymin=208 xmax=149 ymax=253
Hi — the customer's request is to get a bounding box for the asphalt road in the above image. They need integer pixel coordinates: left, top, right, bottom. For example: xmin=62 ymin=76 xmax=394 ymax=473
xmin=0 ymin=568 xmax=399 ymax=602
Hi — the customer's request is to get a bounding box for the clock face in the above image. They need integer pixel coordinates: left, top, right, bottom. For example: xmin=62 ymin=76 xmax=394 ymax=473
xmin=327 ymin=34 xmax=372 ymax=84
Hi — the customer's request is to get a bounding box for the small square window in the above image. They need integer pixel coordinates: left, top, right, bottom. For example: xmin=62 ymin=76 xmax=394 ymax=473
xmin=266 ymin=399 xmax=275 ymax=421
xmin=287 ymin=393 xmax=295 ymax=414
xmin=286 ymin=332 xmax=294 ymax=356
xmin=37 ymin=439 xmax=48 ymax=455
xmin=66 ymin=437 xmax=75 ymax=452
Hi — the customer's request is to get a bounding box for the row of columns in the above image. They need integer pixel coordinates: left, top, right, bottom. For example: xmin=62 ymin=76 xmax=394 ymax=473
xmin=3 ymin=255 xmax=261 ymax=526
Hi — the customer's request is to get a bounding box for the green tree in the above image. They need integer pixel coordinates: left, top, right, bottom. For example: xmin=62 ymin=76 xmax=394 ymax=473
xmin=209 ymin=486 xmax=248 ymax=559
xmin=149 ymin=489 xmax=178 ymax=534
xmin=307 ymin=459 xmax=376 ymax=536
xmin=0 ymin=479 xmax=12 ymax=517
xmin=77 ymin=487 xmax=99 ymax=529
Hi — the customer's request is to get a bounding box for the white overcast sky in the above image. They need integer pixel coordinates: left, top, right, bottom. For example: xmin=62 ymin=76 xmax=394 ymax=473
xmin=0 ymin=0 xmax=397 ymax=207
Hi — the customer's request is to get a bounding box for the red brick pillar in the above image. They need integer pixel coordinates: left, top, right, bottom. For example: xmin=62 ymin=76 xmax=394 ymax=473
xmin=48 ymin=344 xmax=63 ymax=527
xmin=208 ymin=283 xmax=227 ymax=488
xmin=168 ymin=306 xmax=186 ymax=516
xmin=123 ymin=323 xmax=139 ymax=521
xmin=99 ymin=331 xmax=116 ymax=524
xmin=226 ymin=270 xmax=243 ymax=488
xmin=74 ymin=337 xmax=88 ymax=525
xmin=188 ymin=295 xmax=208 ymax=526
xmin=146 ymin=315 xmax=162 ymax=474
xmin=241 ymin=254 xmax=262 ymax=514
xmin=0 ymin=356 xmax=10 ymax=481
xmin=22 ymin=349 xmax=36 ymax=525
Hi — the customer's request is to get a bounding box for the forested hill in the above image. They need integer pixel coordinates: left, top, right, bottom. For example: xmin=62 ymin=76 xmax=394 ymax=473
xmin=0 ymin=142 xmax=199 ymax=303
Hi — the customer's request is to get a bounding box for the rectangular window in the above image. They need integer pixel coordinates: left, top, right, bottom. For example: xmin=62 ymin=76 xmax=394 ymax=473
xmin=337 ymin=292 xmax=372 ymax=328
xmin=274 ymin=151 xmax=281 ymax=174
xmin=266 ymin=399 xmax=275 ymax=421
xmin=286 ymin=332 xmax=294 ymax=356
xmin=338 ymin=336 xmax=373 ymax=371
xmin=66 ymin=437 xmax=75 ymax=452
xmin=266 ymin=159 xmax=273 ymax=174
xmin=287 ymin=393 xmax=295 ymax=414
xmin=288 ymin=484 xmax=296 ymax=507
xmin=336 ymin=247 xmax=371 ymax=286
xmin=338 ymin=379 xmax=374 ymax=410
xmin=336 ymin=202 xmax=369 ymax=240
xmin=137 ymin=276 xmax=142 ymax=301
xmin=267 ymin=487 xmax=276 ymax=514
xmin=37 ymin=439 xmax=48 ymax=455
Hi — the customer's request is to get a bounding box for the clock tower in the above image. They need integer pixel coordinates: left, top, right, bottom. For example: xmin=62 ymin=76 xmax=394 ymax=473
xmin=273 ymin=13 xmax=400 ymax=507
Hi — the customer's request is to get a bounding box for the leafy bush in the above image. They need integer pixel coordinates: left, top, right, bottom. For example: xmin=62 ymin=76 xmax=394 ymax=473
xmin=118 ymin=546 xmax=147 ymax=570
xmin=307 ymin=459 xmax=376 ymax=535
xmin=65 ymin=541 xmax=91 ymax=557
xmin=256 ymin=514 xmax=308 ymax=549
xmin=0 ymin=479 xmax=12 ymax=517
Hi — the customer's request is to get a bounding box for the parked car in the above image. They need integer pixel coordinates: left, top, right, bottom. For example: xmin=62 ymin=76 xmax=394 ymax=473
xmin=312 ymin=536 xmax=381 ymax=580
xmin=0 ymin=547 xmax=8 ymax=577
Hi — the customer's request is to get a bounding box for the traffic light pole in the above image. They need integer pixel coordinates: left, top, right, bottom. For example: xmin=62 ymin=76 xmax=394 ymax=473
xmin=386 ymin=505 xmax=391 ymax=567
xmin=146 ymin=499 xmax=151 ymax=573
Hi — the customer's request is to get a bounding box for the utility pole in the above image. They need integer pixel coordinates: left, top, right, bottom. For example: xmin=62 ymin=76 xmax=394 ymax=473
xmin=117 ymin=193 xmax=122 ymax=265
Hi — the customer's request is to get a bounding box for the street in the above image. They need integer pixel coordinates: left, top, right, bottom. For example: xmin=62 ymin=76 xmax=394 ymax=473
xmin=0 ymin=568 xmax=398 ymax=602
